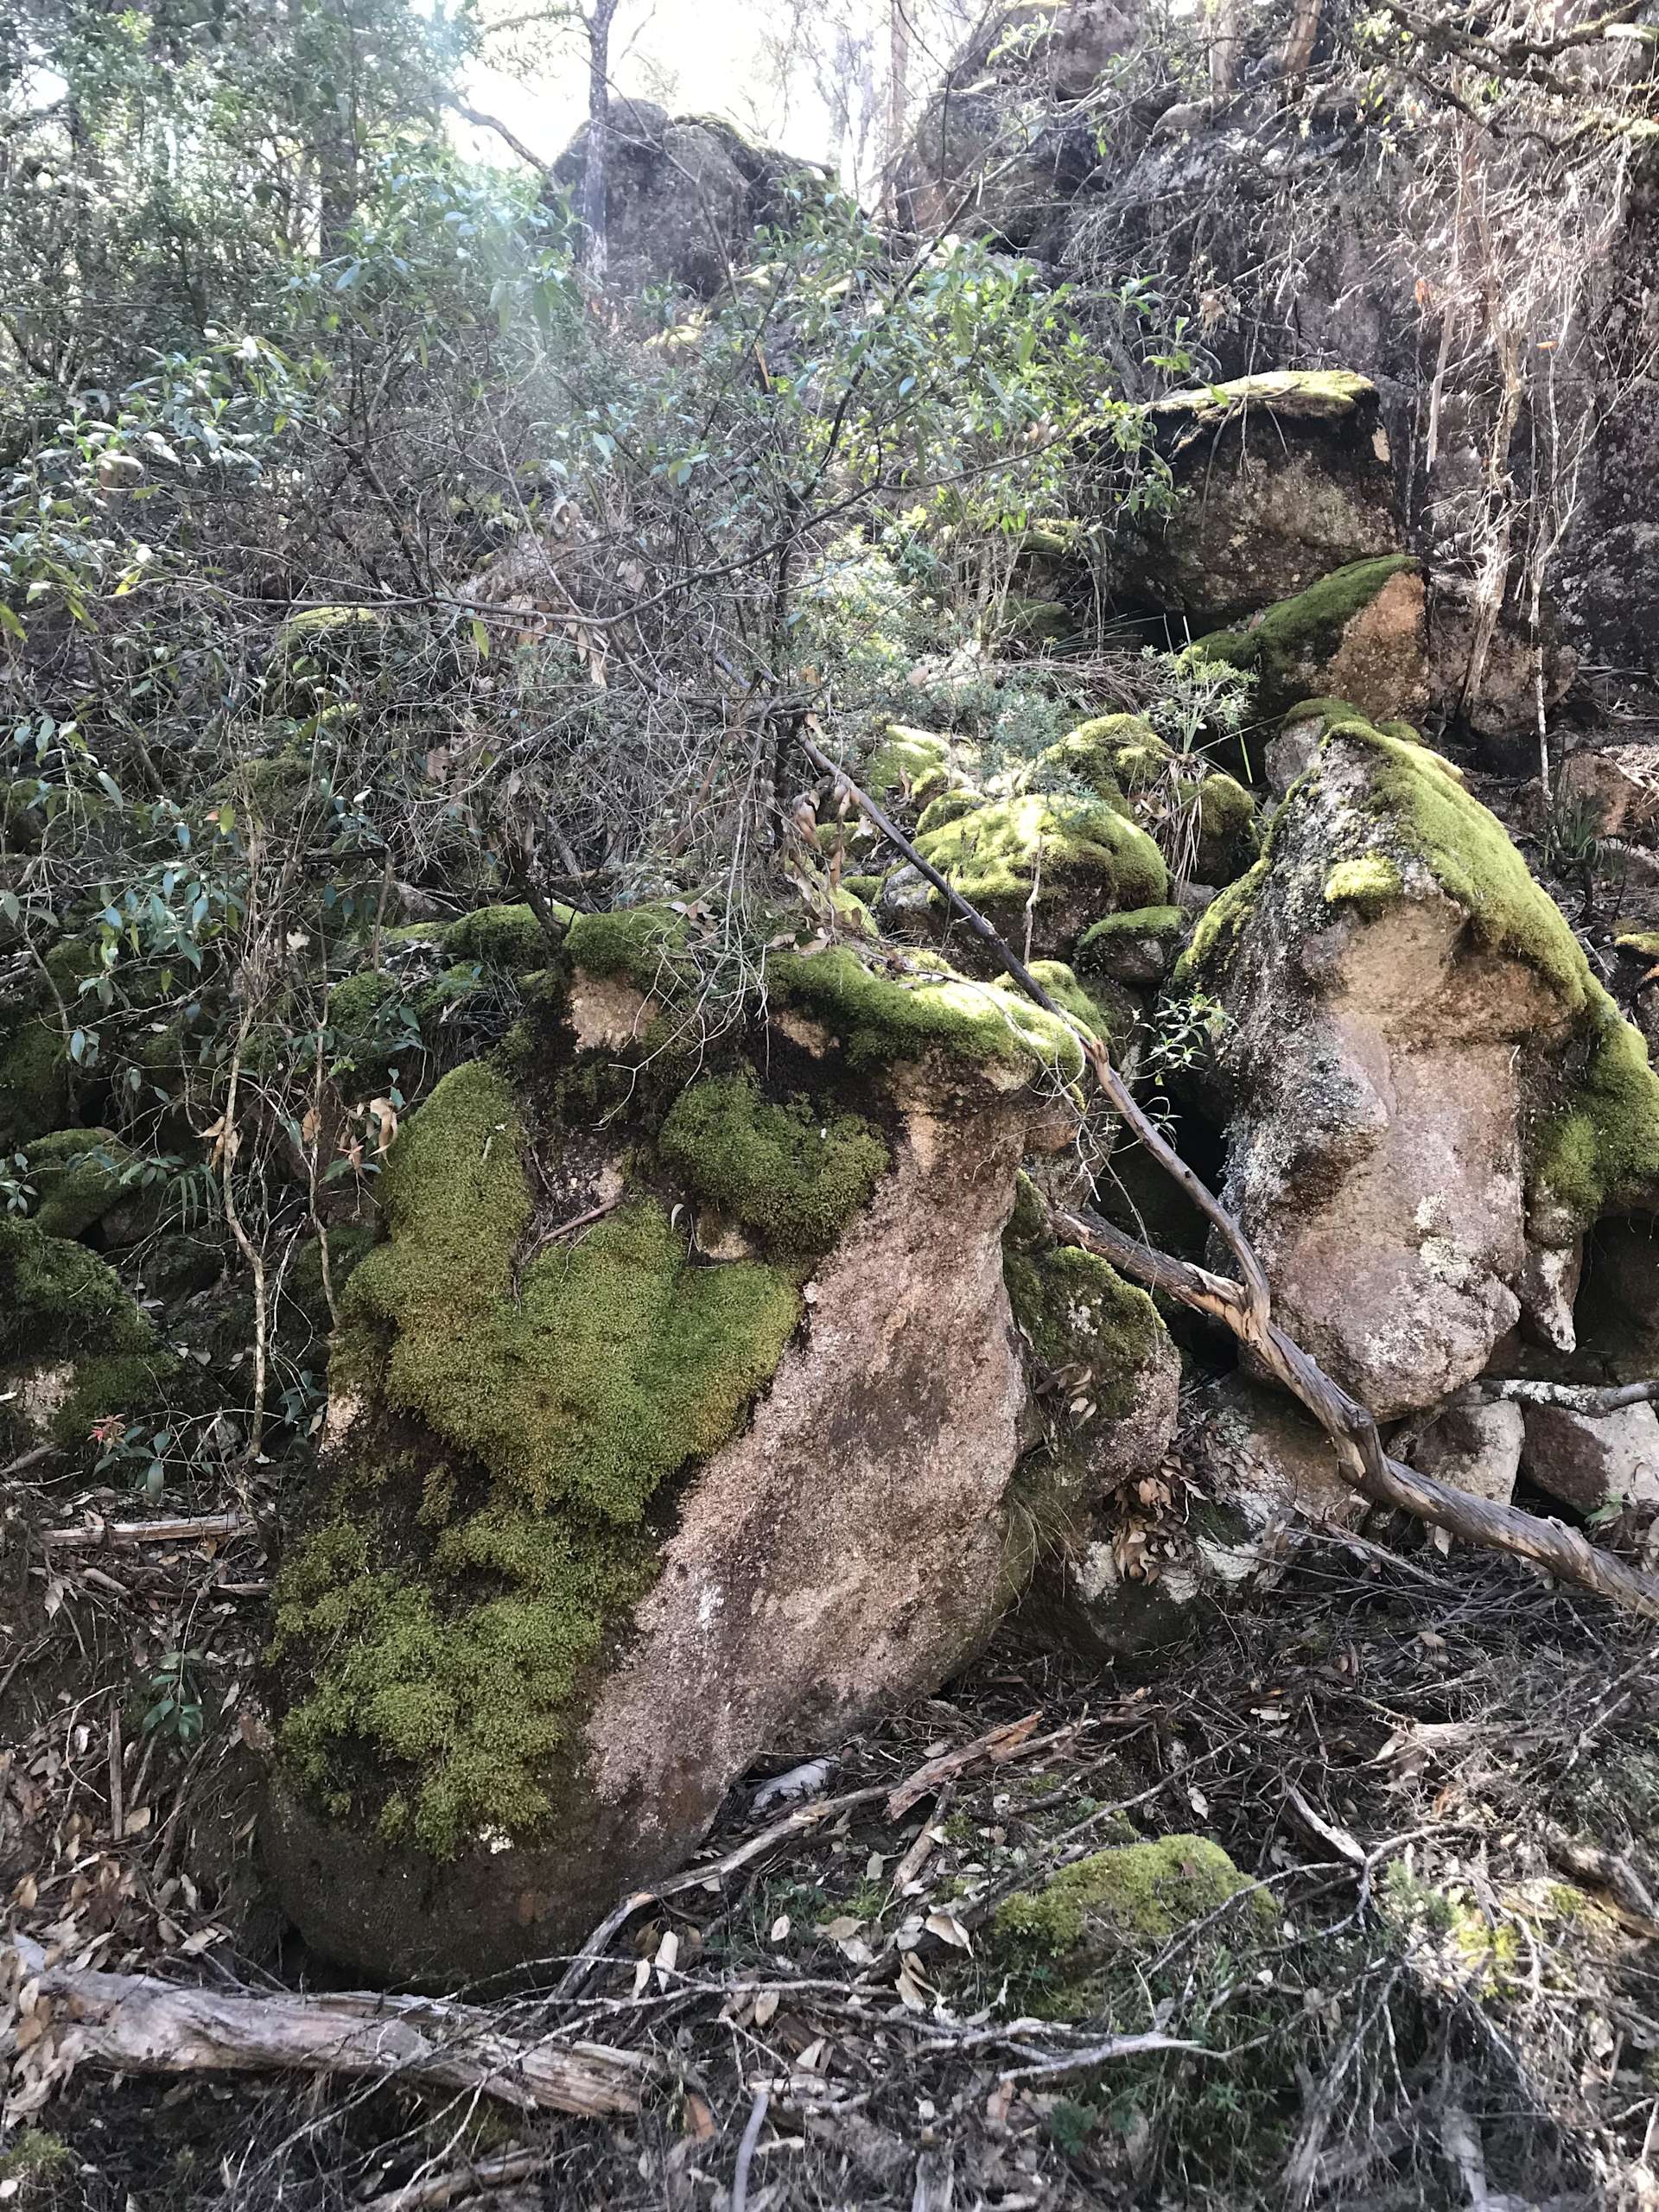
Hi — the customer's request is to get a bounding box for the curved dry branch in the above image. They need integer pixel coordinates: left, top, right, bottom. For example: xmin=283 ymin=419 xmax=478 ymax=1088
xmin=800 ymin=739 xmax=1659 ymax=1623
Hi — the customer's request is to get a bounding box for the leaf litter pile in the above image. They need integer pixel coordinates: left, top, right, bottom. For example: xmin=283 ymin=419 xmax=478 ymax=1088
xmin=5 ymin=1470 xmax=1659 ymax=2212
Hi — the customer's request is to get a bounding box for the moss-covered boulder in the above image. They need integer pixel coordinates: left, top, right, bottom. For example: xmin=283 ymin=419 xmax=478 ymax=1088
xmin=912 ymin=791 xmax=1168 ymax=961
xmin=0 ymin=1216 xmax=175 ymax=1457
xmin=1192 ymin=556 xmax=1427 ymax=726
xmin=264 ymin=926 xmax=1109 ymax=1982
xmin=1126 ymin=371 xmax=1402 ymax=622
xmin=1076 ymin=906 xmax=1187 ymax=987
xmin=22 ymin=1128 xmax=135 ymax=1240
xmin=1032 ymin=717 xmax=1259 ymax=888
xmin=1179 ymin=715 xmax=1659 ymax=1416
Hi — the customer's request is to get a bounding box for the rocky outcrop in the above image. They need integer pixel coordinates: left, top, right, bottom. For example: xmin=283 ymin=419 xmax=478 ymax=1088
xmin=894 ymin=2 xmax=1140 ymax=257
xmin=1128 ymin=372 xmax=1402 ymax=621
xmin=550 ymin=102 xmax=814 ymax=297
xmin=1415 ymin=1399 xmax=1525 ymax=1507
xmin=263 ymin=914 xmax=1170 ymax=1982
xmin=1181 ymin=715 xmax=1659 ymax=1418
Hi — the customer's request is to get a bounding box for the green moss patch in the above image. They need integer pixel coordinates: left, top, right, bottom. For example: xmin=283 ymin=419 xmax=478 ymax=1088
xmin=1192 ymin=556 xmax=1416 ymax=707
xmin=1323 ymin=855 xmax=1403 ymax=914
xmin=865 ymin=725 xmax=953 ymax=807
xmin=443 ymin=903 xmax=563 ymax=971
xmin=345 ymin=1062 xmax=800 ymax=1518
xmin=0 ymin=1215 xmax=173 ymax=1446
xmin=1003 ymin=1210 xmax=1165 ymax=1426
xmin=1077 ymin=906 xmax=1186 ymax=959
xmin=279 ymin=1058 xmax=807 ymax=1854
xmin=564 ymin=904 xmax=691 ymax=997
xmin=658 ymin=1074 xmax=889 ymax=1260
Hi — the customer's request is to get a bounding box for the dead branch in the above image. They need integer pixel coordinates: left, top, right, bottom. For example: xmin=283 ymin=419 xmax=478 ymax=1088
xmin=8 ymin=1937 xmax=645 ymax=2118
xmin=1468 ymin=1378 xmax=1659 ymax=1414
xmin=802 ymin=739 xmax=1659 ymax=1624
xmin=39 ymin=1511 xmax=260 ymax=1551
xmin=887 ymin=1710 xmax=1040 ymax=1819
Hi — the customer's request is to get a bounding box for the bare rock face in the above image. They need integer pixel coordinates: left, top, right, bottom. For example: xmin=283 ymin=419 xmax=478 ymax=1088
xmin=1521 ymin=1401 xmax=1659 ymax=1515
xmin=1128 ymin=372 xmax=1402 ymax=623
xmin=263 ymin=919 xmax=1152 ymax=1983
xmin=1183 ymin=720 xmax=1607 ymax=1419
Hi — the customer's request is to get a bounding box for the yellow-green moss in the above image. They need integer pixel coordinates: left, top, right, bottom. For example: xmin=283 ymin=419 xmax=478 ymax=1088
xmin=658 ymin=1073 xmax=889 ymax=1260
xmin=279 ymin=1058 xmax=805 ymax=1854
xmin=1033 ymin=714 xmax=1161 ymax=802
xmin=994 ymin=960 xmax=1113 ymax=1044
xmin=1360 ymin=728 xmax=1592 ymax=1007
xmin=1615 ymin=930 xmax=1659 ymax=961
xmin=563 ymin=903 xmax=691 ymax=996
xmin=1532 ymin=987 xmax=1659 ymax=1219
xmin=274 ymin=1512 xmax=657 ymax=1856
xmin=1176 ymin=849 xmax=1271 ymax=984
xmin=915 ymin=792 xmax=1168 ymax=918
xmin=1281 ymin=695 xmax=1368 ymax=734
xmin=1179 ymin=768 xmax=1260 ymax=885
xmin=767 ymin=944 xmax=1090 ymax=1078
xmin=915 ymin=787 xmax=986 ymax=837
xmin=1322 ymin=855 xmax=1403 ymax=913
xmin=24 ymin=1127 xmax=133 ymax=1239
xmin=1077 ymin=906 xmax=1185 ymax=965
xmin=865 ymin=725 xmax=953 ymax=807
xmin=0 ymin=1215 xmax=173 ymax=1446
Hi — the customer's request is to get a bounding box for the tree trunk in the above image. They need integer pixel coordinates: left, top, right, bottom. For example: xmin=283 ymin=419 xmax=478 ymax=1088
xmin=579 ymin=0 xmax=623 ymax=282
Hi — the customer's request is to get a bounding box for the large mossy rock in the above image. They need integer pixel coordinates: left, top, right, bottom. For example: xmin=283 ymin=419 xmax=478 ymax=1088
xmin=1180 ymin=716 xmax=1659 ymax=1417
xmin=1192 ymin=556 xmax=1428 ymax=726
xmin=1128 ymin=372 xmax=1403 ymax=623
xmin=264 ymin=920 xmax=1127 ymax=1982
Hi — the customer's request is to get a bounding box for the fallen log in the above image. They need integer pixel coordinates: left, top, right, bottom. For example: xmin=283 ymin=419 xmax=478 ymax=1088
xmin=7 ymin=1937 xmax=645 ymax=2118
xmin=800 ymin=734 xmax=1659 ymax=1624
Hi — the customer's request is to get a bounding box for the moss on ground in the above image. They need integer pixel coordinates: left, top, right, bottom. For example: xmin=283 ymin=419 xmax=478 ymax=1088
xmin=0 ymin=1214 xmax=174 ymax=1446
xmin=24 ymin=1127 xmax=134 ymax=1239
xmin=915 ymin=792 xmax=1167 ymax=919
xmin=1179 ymin=766 xmax=1260 ymax=884
xmin=277 ymin=1058 xmax=804 ymax=1854
xmin=767 ymin=944 xmax=1091 ymax=1078
xmin=658 ymin=1073 xmax=889 ymax=1260
xmin=990 ymin=1835 xmax=1273 ymax=2018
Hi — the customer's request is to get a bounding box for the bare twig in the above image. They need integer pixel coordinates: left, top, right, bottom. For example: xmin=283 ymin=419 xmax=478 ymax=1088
xmin=39 ymin=1511 xmax=260 ymax=1552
